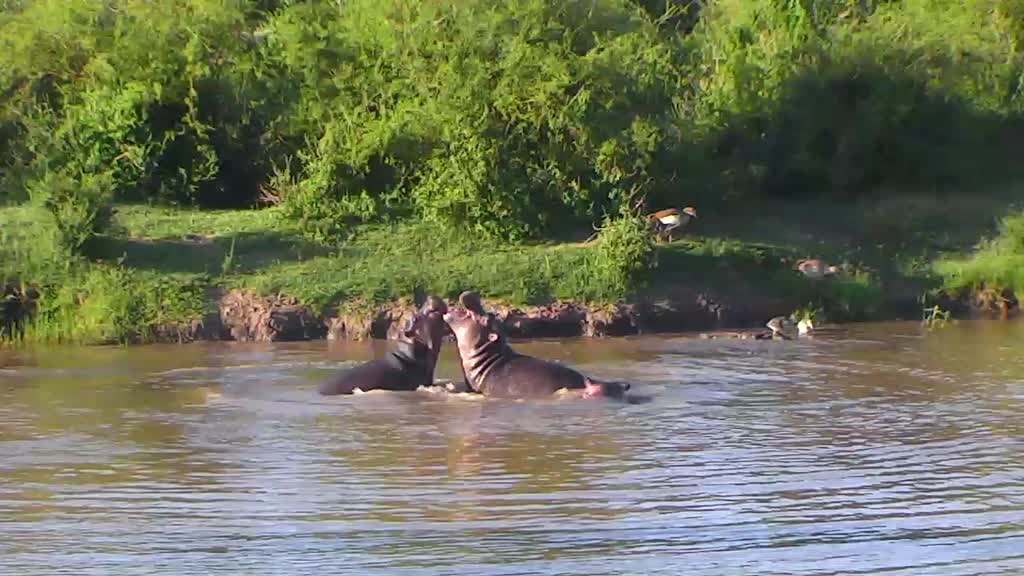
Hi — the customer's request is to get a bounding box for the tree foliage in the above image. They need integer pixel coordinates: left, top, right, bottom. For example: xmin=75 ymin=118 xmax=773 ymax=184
xmin=2 ymin=0 xmax=1022 ymax=248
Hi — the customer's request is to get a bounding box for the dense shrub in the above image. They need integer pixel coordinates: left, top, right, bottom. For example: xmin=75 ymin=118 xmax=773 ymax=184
xmin=681 ymin=0 xmax=1024 ymax=201
xmin=27 ymin=168 xmax=113 ymax=256
xmin=585 ymin=202 xmax=658 ymax=300
xmin=1 ymin=0 xmax=266 ymax=207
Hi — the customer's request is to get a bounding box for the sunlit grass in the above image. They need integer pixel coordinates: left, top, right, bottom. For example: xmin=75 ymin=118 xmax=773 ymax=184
xmin=5 ymin=182 xmax=1023 ymax=345
xmin=935 ymin=211 xmax=1024 ymax=296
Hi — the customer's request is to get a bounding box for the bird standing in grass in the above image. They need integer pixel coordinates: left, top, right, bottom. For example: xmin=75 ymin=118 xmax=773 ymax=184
xmin=648 ymin=207 xmax=697 ymax=243
xmin=795 ymin=259 xmax=839 ymax=279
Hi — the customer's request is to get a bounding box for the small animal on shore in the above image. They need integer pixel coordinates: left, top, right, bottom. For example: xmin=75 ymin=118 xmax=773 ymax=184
xmin=444 ymin=292 xmax=630 ymax=400
xmin=765 ymin=316 xmax=815 ymax=340
xmin=1 ymin=290 xmax=21 ymax=340
xmin=1 ymin=283 xmax=36 ymax=341
xmin=795 ymin=259 xmax=839 ymax=279
xmin=648 ymin=207 xmax=697 ymax=243
xmin=318 ymin=296 xmax=450 ymax=395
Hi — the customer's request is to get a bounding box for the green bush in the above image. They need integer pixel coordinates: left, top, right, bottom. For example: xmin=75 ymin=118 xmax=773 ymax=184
xmin=1 ymin=0 xmax=267 ymax=207
xmin=682 ymin=0 xmax=1024 ymax=201
xmin=10 ymin=264 xmax=207 ymax=345
xmin=27 ymin=169 xmax=113 ymax=256
xmin=583 ymin=201 xmax=657 ymax=300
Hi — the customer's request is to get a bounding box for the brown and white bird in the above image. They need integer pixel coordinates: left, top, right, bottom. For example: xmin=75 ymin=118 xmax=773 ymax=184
xmin=648 ymin=207 xmax=697 ymax=242
xmin=797 ymin=317 xmax=815 ymax=335
xmin=765 ymin=316 xmax=792 ymax=340
xmin=765 ymin=316 xmax=815 ymax=340
xmin=794 ymin=259 xmax=839 ymax=280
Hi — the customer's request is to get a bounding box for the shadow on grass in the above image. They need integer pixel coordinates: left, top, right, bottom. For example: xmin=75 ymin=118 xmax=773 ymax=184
xmin=648 ymin=238 xmax=900 ymax=322
xmin=649 ymin=48 xmax=1024 ymax=290
xmin=652 ymin=241 xmax=801 ymax=292
xmin=672 ymin=177 xmax=1024 ymax=299
xmin=90 ymin=231 xmax=331 ymax=276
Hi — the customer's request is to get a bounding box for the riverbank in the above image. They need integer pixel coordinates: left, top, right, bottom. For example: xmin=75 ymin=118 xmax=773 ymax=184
xmin=3 ymin=184 xmax=1021 ymax=345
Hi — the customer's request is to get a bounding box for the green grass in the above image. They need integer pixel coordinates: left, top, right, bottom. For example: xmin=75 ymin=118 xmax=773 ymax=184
xmin=95 ymin=203 xmax=902 ymax=315
xmin=935 ymin=210 xmax=1024 ymax=297
xmin=1 ymin=205 xmax=213 ymax=344
xmin=4 ymin=182 xmax=1023 ymax=345
xmin=91 ymin=205 xmax=597 ymax=310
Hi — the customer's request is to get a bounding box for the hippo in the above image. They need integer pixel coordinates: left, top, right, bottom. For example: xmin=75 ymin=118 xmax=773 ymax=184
xmin=443 ymin=293 xmax=630 ymax=399
xmin=318 ymin=296 xmax=450 ymax=395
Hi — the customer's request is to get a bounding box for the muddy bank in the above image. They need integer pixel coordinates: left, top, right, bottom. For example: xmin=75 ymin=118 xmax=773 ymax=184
xmin=198 ymin=288 xmax=807 ymax=343
xmin=971 ymin=287 xmax=1019 ymax=319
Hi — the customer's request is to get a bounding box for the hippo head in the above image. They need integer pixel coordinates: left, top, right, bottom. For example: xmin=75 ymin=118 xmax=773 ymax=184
xmin=401 ymin=295 xmax=450 ymax=358
xmin=583 ymin=379 xmax=630 ymax=400
xmin=447 ymin=291 xmax=498 ymax=344
xmin=459 ymin=290 xmax=486 ymax=316
xmin=444 ymin=293 xmax=503 ymax=362
xmin=443 ymin=303 xmax=498 ymax=354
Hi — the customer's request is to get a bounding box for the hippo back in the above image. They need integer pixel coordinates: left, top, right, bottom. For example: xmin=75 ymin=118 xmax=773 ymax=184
xmin=317 ymin=357 xmax=420 ymax=395
xmin=478 ymin=354 xmax=587 ymax=397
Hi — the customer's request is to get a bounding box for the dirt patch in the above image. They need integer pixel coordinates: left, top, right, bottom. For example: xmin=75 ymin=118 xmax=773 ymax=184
xmin=219 ymin=289 xmax=325 ymax=342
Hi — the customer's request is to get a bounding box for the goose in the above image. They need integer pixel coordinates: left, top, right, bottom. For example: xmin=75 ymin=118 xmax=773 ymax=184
xmin=797 ymin=317 xmax=815 ymax=335
xmin=795 ymin=259 xmax=839 ymax=279
xmin=766 ymin=316 xmax=815 ymax=340
xmin=648 ymin=207 xmax=697 ymax=242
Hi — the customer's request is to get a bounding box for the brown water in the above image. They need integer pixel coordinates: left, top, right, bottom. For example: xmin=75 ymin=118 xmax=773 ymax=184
xmin=1 ymin=321 xmax=1023 ymax=576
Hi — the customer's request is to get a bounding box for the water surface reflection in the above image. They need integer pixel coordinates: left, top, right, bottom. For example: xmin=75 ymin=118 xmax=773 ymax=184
xmin=1 ymin=321 xmax=1023 ymax=575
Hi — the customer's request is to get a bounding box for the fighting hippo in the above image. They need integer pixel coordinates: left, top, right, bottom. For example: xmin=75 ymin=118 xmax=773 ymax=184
xmin=454 ymin=290 xmax=507 ymax=389
xmin=444 ymin=292 xmax=629 ymax=399
xmin=318 ymin=296 xmax=450 ymax=395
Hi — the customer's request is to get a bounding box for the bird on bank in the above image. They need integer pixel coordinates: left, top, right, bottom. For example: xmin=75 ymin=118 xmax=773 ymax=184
xmin=648 ymin=207 xmax=697 ymax=243
xmin=795 ymin=259 xmax=839 ymax=279
xmin=766 ymin=316 xmax=815 ymax=340
xmin=797 ymin=317 xmax=815 ymax=335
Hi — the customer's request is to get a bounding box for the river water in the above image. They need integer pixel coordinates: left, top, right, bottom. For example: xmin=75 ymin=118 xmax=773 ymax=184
xmin=1 ymin=321 xmax=1022 ymax=575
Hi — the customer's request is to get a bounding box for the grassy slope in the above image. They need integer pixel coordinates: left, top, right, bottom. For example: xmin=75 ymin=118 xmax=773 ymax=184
xmin=935 ymin=210 xmax=1024 ymax=297
xmin=3 ymin=182 xmax=1021 ymax=344
xmin=99 ymin=205 xmax=598 ymax=311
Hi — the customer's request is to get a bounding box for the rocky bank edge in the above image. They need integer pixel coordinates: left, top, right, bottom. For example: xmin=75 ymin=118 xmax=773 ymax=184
xmin=112 ymin=286 xmax=1020 ymax=343
xmin=3 ymin=283 xmax=1018 ymax=344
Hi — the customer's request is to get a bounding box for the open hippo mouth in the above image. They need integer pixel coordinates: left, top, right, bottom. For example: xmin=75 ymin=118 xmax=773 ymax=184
xmin=443 ymin=306 xmax=471 ymax=324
